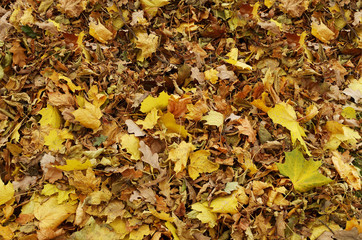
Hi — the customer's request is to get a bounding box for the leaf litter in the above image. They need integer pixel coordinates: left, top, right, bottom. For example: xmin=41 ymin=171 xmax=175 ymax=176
xmin=0 ymin=0 xmax=361 ymax=240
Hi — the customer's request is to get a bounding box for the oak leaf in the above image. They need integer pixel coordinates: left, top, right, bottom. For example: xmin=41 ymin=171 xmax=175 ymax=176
xmin=277 ymin=149 xmax=332 ymax=192
xmin=125 ymin=119 xmax=146 ymax=137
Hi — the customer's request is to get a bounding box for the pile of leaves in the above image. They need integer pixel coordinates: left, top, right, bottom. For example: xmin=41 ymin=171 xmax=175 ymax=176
xmin=0 ymin=0 xmax=361 ymax=239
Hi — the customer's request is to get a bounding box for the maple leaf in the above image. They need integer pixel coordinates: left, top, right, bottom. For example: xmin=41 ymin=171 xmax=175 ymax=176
xmin=121 ymin=134 xmax=141 ymax=160
xmin=38 ymin=104 xmax=62 ymax=129
xmin=41 ymin=184 xmax=76 ymax=204
xmin=160 ymin=112 xmax=188 ymax=138
xmin=204 ymin=68 xmax=219 ymax=84
xmin=188 ymin=150 xmax=219 ymax=180
xmin=135 ymin=31 xmax=159 ymax=61
xmin=277 ymin=149 xmax=332 ymax=192
xmin=70 ymin=217 xmax=120 ymax=239
xmin=201 ymin=110 xmax=224 ymax=127
xmin=57 ymin=0 xmax=87 ymax=18
xmin=44 ymin=128 xmax=73 ymax=151
xmin=72 ymin=100 xmax=103 ymax=131
xmin=140 ymin=91 xmax=170 ymax=113
xmin=0 ymin=178 xmax=14 ymax=205
xmin=268 ymin=102 xmax=310 ymax=155
xmin=136 ymin=108 xmax=160 ymax=129
xmin=168 ymin=141 xmax=195 ymax=173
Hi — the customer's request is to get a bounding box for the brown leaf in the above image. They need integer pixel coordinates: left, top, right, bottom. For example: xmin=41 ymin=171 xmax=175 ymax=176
xmin=9 ymin=41 xmax=27 ymax=67
xmin=48 ymin=91 xmax=75 ymax=107
xmin=57 ymin=0 xmax=86 ymax=18
xmin=139 ymin=141 xmax=160 ymax=170
xmin=236 ymin=117 xmax=257 ymax=143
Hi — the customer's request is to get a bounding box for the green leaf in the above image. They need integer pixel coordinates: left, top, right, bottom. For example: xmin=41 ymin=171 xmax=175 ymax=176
xmin=21 ymin=25 xmax=38 ymax=38
xmin=277 ymin=149 xmax=332 ymax=192
xmin=93 ymin=135 xmax=108 ymax=146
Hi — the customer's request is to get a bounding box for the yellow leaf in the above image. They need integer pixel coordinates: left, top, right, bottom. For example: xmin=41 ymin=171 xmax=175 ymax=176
xmin=0 ymin=178 xmax=14 ymax=205
xmin=201 ymin=110 xmax=224 ymax=127
xmin=44 ymin=129 xmax=64 ymax=151
xmin=38 ymin=104 xmax=62 ymax=128
xmin=148 ymin=205 xmax=174 ymax=222
xmin=346 ymin=218 xmax=362 ymax=233
xmin=277 ymin=149 xmax=332 ymax=192
xmin=59 ymin=74 xmax=83 ymax=92
xmin=34 ymin=196 xmax=77 ymax=229
xmin=72 ymin=101 xmax=103 ymax=130
xmin=0 ymin=225 xmax=14 ymax=240
xmin=210 ymin=192 xmax=239 ymax=214
xmin=89 ymin=21 xmax=113 ymax=43
xmin=204 ymin=68 xmax=219 ymax=84
xmin=135 ymin=31 xmax=159 ymax=61
xmin=136 ymin=108 xmax=160 ymax=129
xmin=325 ymin=124 xmax=361 ymax=150
xmin=301 ymin=105 xmax=319 ymax=123
xmin=188 ymin=150 xmax=219 ymax=180
xmin=41 ymin=184 xmax=76 ymax=204
xmin=109 ymin=218 xmax=130 ymax=239
xmin=311 ymin=21 xmax=335 ymax=43
xmin=331 ymin=151 xmax=361 ymax=190
xmin=341 ymin=107 xmax=356 ymax=119
xmin=264 ymin=0 xmax=276 ymax=8
xmin=20 ymin=8 xmax=35 ymax=26
xmin=121 ymin=134 xmax=141 ymax=160
xmin=191 ymin=202 xmax=217 ymax=228
xmin=140 ymin=0 xmax=169 ymax=18
xmin=140 ymin=91 xmax=170 ymax=113
xmin=234 ymin=147 xmax=258 ymax=176
xmin=77 ymin=31 xmax=91 ymax=62
xmin=88 ymin=85 xmax=107 ymax=108
xmin=165 ymin=222 xmax=180 ymax=240
xmin=160 ymin=112 xmax=188 ymax=138
xmin=168 ymin=141 xmax=195 ymax=173
xmin=129 ymin=225 xmax=151 ymax=240
xmin=55 ymin=159 xmax=92 ymax=171
xmin=268 ymin=102 xmax=310 ymax=155
xmin=224 ymin=48 xmax=253 ymax=70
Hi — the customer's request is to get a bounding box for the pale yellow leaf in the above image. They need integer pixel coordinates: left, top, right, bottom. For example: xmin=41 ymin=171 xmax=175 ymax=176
xmin=121 ymin=134 xmax=141 ymax=160
xmin=201 ymin=110 xmax=224 ymax=127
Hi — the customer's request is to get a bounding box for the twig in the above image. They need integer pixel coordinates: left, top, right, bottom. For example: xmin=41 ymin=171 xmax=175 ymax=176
xmin=112 ymin=0 xmax=137 ymax=40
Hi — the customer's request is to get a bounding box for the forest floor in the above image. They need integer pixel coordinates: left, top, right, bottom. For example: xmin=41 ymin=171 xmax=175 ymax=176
xmin=0 ymin=0 xmax=361 ymax=239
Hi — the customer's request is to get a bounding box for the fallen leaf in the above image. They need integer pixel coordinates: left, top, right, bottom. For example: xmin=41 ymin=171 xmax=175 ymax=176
xmin=279 ymin=0 xmax=309 ymax=17
xmin=268 ymin=102 xmax=310 ymax=155
xmin=69 ymin=217 xmax=120 ymax=239
xmin=188 ymin=150 xmax=219 ymax=180
xmin=139 ymin=141 xmax=160 ymax=169
xmin=38 ymin=104 xmax=63 ymax=129
xmin=135 ymin=31 xmax=159 ymax=61
xmin=121 ymin=134 xmax=141 ymax=160
xmin=140 ymin=91 xmax=170 ymax=113
xmin=331 ymin=151 xmax=361 ymax=190
xmin=140 ymin=0 xmax=169 ymax=18
xmin=89 ymin=21 xmax=113 ymax=44
xmin=129 ymin=224 xmax=151 ymax=240
xmin=201 ymin=110 xmax=224 ymax=127
xmin=325 ymin=123 xmax=361 ymax=150
xmin=168 ymin=141 xmax=195 ymax=173
xmin=191 ymin=202 xmax=217 ymax=228
xmin=9 ymin=41 xmax=27 ymax=67
xmin=55 ymin=159 xmax=92 ymax=171
xmin=136 ymin=108 xmax=160 ymax=129
xmin=160 ymin=112 xmax=188 ymax=138
xmin=0 ymin=178 xmax=14 ymax=205
xmin=224 ymin=48 xmax=252 ymax=70
xmin=72 ymin=100 xmax=102 ymax=131
xmin=57 ymin=0 xmax=87 ymax=18
xmin=277 ymin=149 xmax=332 ymax=192
xmin=204 ymin=68 xmax=219 ymax=84
xmin=125 ymin=119 xmax=146 ymax=137
xmin=311 ymin=20 xmax=335 ymax=43
xmin=236 ymin=117 xmax=257 ymax=143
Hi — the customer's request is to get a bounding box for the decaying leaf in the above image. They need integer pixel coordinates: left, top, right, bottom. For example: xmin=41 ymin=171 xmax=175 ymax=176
xmin=331 ymin=151 xmax=361 ymax=190
xmin=277 ymin=149 xmax=332 ymax=192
